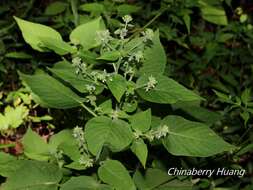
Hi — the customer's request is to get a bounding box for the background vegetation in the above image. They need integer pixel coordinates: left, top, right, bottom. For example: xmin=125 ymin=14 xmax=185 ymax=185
xmin=0 ymin=0 xmax=253 ymax=189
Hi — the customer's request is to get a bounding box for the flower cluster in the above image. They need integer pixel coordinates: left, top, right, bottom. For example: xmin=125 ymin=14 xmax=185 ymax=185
xmin=96 ymin=29 xmax=112 ymax=46
xmin=145 ymin=76 xmax=158 ymax=92
xmin=142 ymin=29 xmax=154 ymax=42
xmin=144 ymin=125 xmax=170 ymax=141
xmin=114 ymin=15 xmax=133 ymax=39
xmin=73 ymin=126 xmax=85 ymax=153
xmin=78 ymin=156 xmax=94 ymax=168
xmin=72 ymin=57 xmax=87 ymax=75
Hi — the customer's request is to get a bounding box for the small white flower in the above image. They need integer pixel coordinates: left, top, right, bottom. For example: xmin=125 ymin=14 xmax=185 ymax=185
xmin=96 ymin=70 xmax=109 ymax=83
xmin=73 ymin=126 xmax=84 ymax=139
xmin=145 ymin=76 xmax=158 ymax=92
xmin=134 ymin=51 xmax=143 ymax=62
xmin=96 ymin=30 xmax=112 ymax=44
xmin=114 ymin=28 xmax=128 ymax=39
xmin=122 ymin=15 xmax=133 ymax=24
xmin=78 ymin=156 xmax=94 ymax=168
xmin=85 ymin=84 xmax=96 ymax=92
xmin=142 ymin=29 xmax=154 ymax=42
xmin=72 ymin=57 xmax=82 ymax=66
xmin=154 ymin=125 xmax=169 ymax=139
xmin=110 ymin=110 xmax=119 ymax=119
xmin=133 ymin=130 xmax=142 ymax=139
xmin=86 ymin=95 xmax=96 ymax=105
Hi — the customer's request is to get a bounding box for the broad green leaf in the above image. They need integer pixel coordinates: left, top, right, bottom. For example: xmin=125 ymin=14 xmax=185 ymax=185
xmin=157 ymin=180 xmax=192 ymax=190
xmin=173 ymin=102 xmax=222 ymax=125
xmin=22 ymin=128 xmax=50 ymax=161
xmin=199 ymin=1 xmax=228 ymax=25
xmin=45 ymin=1 xmax=68 ymax=15
xmin=58 ymin=142 xmax=82 ymax=161
xmin=79 ymin=3 xmax=105 ymax=14
xmin=98 ymin=99 xmax=113 ymax=114
xmin=162 ymin=116 xmax=235 ymax=157
xmin=85 ymin=116 xmax=133 ymax=156
xmin=106 ymin=74 xmax=127 ymax=102
xmin=61 ymin=176 xmax=112 ymax=190
xmin=5 ymin=52 xmax=32 ymax=59
xmin=39 ymin=37 xmax=76 ymax=55
xmin=48 ymin=60 xmax=103 ymax=94
xmin=48 ymin=129 xmax=73 ymax=152
xmin=19 ymin=71 xmax=86 ymax=109
xmin=14 ymin=17 xmax=62 ymax=51
xmin=131 ymin=139 xmax=148 ymax=168
xmin=136 ymin=74 xmax=202 ymax=104
xmin=0 ymin=152 xmax=23 ymax=177
xmin=97 ymin=51 xmax=121 ymax=61
xmin=2 ymin=160 xmax=62 ymax=190
xmin=98 ymin=160 xmax=136 ymax=190
xmin=140 ymin=31 xmax=166 ymax=75
xmin=0 ymin=63 xmax=6 ymax=73
xmin=117 ymin=4 xmax=140 ymax=16
xmin=133 ymin=169 xmax=173 ymax=190
xmin=183 ymin=14 xmax=191 ymax=34
xmin=241 ymin=88 xmax=251 ymax=106
xmin=0 ymin=105 xmax=28 ymax=131
xmin=70 ymin=17 xmax=105 ymax=49
xmin=129 ymin=109 xmax=151 ymax=132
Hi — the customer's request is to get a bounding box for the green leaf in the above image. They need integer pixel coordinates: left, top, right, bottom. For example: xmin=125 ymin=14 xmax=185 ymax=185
xmin=133 ymin=168 xmax=173 ymax=190
xmin=19 ymin=71 xmax=86 ymax=109
xmin=48 ymin=60 xmax=103 ymax=94
xmin=45 ymin=1 xmax=68 ymax=15
xmin=5 ymin=52 xmax=32 ymax=59
xmin=183 ymin=14 xmax=191 ymax=34
xmin=117 ymin=4 xmax=140 ymax=16
xmin=157 ymin=180 xmax=193 ymax=190
xmin=14 ymin=16 xmax=62 ymax=51
xmin=98 ymin=160 xmax=136 ymax=190
xmin=140 ymin=31 xmax=166 ymax=75
xmin=39 ymin=37 xmax=76 ymax=55
xmin=85 ymin=116 xmax=133 ymax=156
xmin=136 ymin=74 xmax=203 ymax=104
xmin=162 ymin=116 xmax=235 ymax=157
xmin=97 ymin=51 xmax=121 ymax=61
xmin=106 ymin=74 xmax=127 ymax=102
xmin=79 ymin=3 xmax=105 ymax=14
xmin=131 ymin=139 xmax=148 ymax=168
xmin=22 ymin=128 xmax=50 ymax=161
xmin=0 ymin=152 xmax=23 ymax=177
xmin=173 ymin=102 xmax=222 ymax=125
xmin=241 ymin=88 xmax=251 ymax=106
xmin=2 ymin=160 xmax=62 ymax=190
xmin=199 ymin=1 xmax=228 ymax=25
xmin=0 ymin=105 xmax=28 ymax=131
xmin=61 ymin=176 xmax=112 ymax=190
xmin=70 ymin=17 xmax=105 ymax=49
xmin=48 ymin=129 xmax=73 ymax=152
xmin=129 ymin=109 xmax=151 ymax=132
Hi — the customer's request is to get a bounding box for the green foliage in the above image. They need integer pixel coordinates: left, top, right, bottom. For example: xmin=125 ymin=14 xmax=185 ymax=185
xmin=19 ymin=71 xmax=86 ymax=109
xmin=1 ymin=0 xmax=252 ymax=189
xmin=162 ymin=116 xmax=235 ymax=157
xmin=2 ymin=161 xmax=62 ymax=190
xmin=98 ymin=160 xmax=136 ymax=190
xmin=70 ymin=17 xmax=105 ymax=49
xmin=85 ymin=116 xmax=133 ymax=156
xmin=136 ymin=74 xmax=202 ymax=104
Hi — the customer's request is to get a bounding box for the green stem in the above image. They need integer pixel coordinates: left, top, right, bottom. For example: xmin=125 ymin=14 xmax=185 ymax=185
xmin=132 ymin=6 xmax=169 ymax=38
xmin=71 ymin=0 xmax=79 ymax=26
xmin=80 ymin=102 xmax=98 ymax=117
